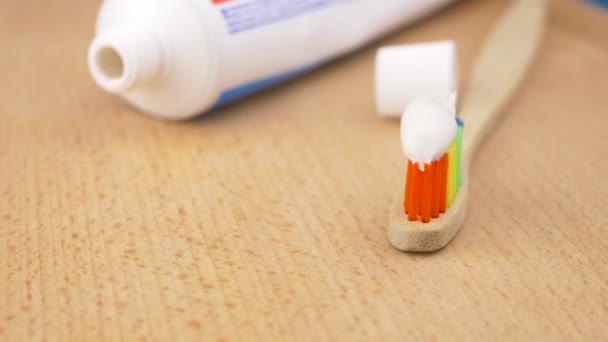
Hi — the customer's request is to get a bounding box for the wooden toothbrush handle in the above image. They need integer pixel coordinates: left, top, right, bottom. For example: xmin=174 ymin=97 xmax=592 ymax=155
xmin=459 ymin=0 xmax=546 ymax=163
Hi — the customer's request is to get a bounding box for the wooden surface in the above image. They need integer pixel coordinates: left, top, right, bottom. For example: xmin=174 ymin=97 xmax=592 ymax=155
xmin=1 ymin=0 xmax=608 ymax=340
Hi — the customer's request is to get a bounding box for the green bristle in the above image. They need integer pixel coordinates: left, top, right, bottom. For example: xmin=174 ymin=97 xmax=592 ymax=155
xmin=446 ymin=138 xmax=458 ymax=207
xmin=456 ymin=120 xmax=464 ymax=188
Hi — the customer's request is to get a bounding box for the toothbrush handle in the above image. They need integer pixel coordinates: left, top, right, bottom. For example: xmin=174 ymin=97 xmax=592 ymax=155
xmin=460 ymin=0 xmax=546 ymax=164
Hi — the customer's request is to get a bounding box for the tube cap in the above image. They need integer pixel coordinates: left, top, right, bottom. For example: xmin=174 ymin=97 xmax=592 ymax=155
xmin=374 ymin=40 xmax=457 ymax=117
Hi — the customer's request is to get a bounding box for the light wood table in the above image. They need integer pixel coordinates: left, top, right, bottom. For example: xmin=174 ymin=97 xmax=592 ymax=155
xmin=1 ymin=1 xmax=607 ymax=340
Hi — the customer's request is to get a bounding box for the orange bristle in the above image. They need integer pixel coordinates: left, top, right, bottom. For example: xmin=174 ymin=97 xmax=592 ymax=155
xmin=420 ymin=163 xmax=432 ymax=223
xmin=407 ymin=162 xmax=421 ymax=221
xmin=403 ymin=154 xmax=450 ymax=222
xmin=439 ymin=153 xmax=448 ymax=213
xmin=430 ymin=160 xmax=440 ymax=218
xmin=404 ymin=160 xmax=413 ymax=214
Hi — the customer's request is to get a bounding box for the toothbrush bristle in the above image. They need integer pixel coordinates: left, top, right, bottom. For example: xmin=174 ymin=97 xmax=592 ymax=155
xmin=438 ymin=154 xmax=448 ymax=213
xmin=405 ymin=160 xmax=419 ymax=221
xmin=430 ymin=161 xmax=440 ymax=219
xmin=447 ymin=139 xmax=458 ymax=207
xmin=456 ymin=118 xmax=464 ymax=188
xmin=403 ymin=118 xmax=464 ymax=223
xmin=420 ymin=163 xmax=433 ymax=223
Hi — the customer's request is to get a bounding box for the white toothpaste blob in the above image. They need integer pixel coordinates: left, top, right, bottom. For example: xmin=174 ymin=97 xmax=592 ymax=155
xmin=400 ymin=97 xmax=457 ymax=171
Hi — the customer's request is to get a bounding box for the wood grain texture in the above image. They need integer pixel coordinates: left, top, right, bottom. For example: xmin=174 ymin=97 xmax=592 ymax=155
xmin=1 ymin=0 xmax=607 ymax=340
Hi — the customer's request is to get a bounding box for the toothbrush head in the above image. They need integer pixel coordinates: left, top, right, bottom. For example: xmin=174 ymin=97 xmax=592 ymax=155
xmin=389 ymin=118 xmax=465 ymax=252
xmin=388 ymin=172 xmax=469 ymax=252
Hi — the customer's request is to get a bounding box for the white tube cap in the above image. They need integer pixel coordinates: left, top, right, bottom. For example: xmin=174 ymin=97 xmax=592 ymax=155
xmin=374 ymin=40 xmax=457 ymax=117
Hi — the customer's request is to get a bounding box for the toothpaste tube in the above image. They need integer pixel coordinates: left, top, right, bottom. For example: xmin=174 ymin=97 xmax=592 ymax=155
xmin=88 ymin=0 xmax=454 ymax=120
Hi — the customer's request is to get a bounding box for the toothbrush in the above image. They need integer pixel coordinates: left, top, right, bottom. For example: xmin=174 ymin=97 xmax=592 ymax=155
xmin=388 ymin=0 xmax=546 ymax=252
